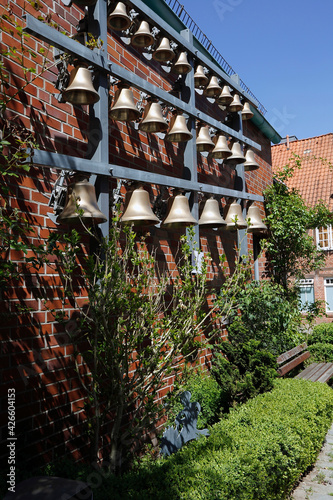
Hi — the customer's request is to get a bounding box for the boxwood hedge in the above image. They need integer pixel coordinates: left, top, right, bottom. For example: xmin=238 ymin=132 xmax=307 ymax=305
xmin=113 ymin=379 xmax=333 ymax=500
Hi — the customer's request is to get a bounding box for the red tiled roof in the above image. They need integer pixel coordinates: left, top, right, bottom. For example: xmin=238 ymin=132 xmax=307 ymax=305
xmin=271 ymin=133 xmax=333 ymax=210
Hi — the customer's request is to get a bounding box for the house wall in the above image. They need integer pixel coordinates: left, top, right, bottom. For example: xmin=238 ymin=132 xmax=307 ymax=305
xmin=0 ymin=0 xmax=273 ymax=470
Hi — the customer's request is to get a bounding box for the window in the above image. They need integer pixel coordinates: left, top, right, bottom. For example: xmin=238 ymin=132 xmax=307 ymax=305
xmin=299 ymin=279 xmax=314 ymax=310
xmin=316 ymin=226 xmax=333 ymax=250
xmin=325 ymin=279 xmax=333 ymax=312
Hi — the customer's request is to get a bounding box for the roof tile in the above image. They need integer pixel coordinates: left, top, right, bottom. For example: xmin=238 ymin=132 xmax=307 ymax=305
xmin=271 ymin=133 xmax=333 ymax=208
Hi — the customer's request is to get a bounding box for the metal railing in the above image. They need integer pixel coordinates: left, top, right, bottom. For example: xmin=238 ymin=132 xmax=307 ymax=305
xmin=164 ymin=0 xmax=267 ymax=115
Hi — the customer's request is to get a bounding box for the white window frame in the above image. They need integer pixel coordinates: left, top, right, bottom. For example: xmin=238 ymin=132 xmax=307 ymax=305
xmin=324 ymin=279 xmax=333 ymax=312
xmin=299 ymin=279 xmax=314 ymax=310
xmin=316 ymin=225 xmax=333 ymax=250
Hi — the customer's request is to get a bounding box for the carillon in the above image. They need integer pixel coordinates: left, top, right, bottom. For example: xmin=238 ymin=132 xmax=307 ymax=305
xmin=203 ymin=76 xmax=222 ymax=98
xmin=223 ymin=141 xmax=246 ymax=166
xmin=162 ymin=192 xmax=197 ymax=228
xmin=194 ymin=64 xmax=208 ymax=88
xmin=196 ymin=125 xmax=215 ymax=152
xmin=152 ymin=37 xmax=175 ymax=62
xmin=165 ymin=114 xmax=193 ymax=143
xmin=217 ymin=85 xmax=233 ymax=106
xmin=198 ymin=198 xmax=226 ymax=228
xmin=246 ymin=205 xmax=267 ymax=233
xmin=121 ymin=186 xmax=159 ymax=226
xmin=109 ymin=86 xmax=140 ymax=122
xmin=58 ymin=177 xmax=107 ymax=225
xmin=228 ymin=93 xmax=243 ymax=113
xmin=224 ymin=201 xmax=247 ymax=231
xmin=241 ymin=102 xmax=254 ymax=120
xmin=62 ymin=65 xmax=100 ymax=105
xmin=138 ymin=101 xmax=168 ymax=133
xmin=107 ymin=2 xmax=132 ymax=31
xmin=210 ymin=135 xmax=232 ymax=160
xmin=172 ymin=52 xmax=192 ymax=74
xmin=131 ymin=20 xmax=154 ymax=48
xmin=243 ymin=149 xmax=260 ymax=171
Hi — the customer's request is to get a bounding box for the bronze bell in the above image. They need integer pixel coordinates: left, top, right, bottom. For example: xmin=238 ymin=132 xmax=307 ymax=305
xmin=194 ymin=65 xmax=208 ymax=88
xmin=241 ymin=101 xmax=254 ymax=120
xmin=210 ymin=135 xmax=232 ymax=160
xmin=152 ymin=37 xmax=175 ymax=62
xmin=246 ymin=205 xmax=267 ymax=234
xmin=224 ymin=201 xmax=247 ymax=231
xmin=199 ymin=197 xmax=226 ymax=228
xmin=228 ymin=93 xmax=243 ymax=112
xmin=244 ymin=149 xmax=260 ymax=171
xmin=217 ymin=85 xmax=233 ymax=106
xmin=138 ymin=101 xmax=168 ymax=133
xmin=165 ymin=114 xmax=193 ymax=143
xmin=203 ymin=76 xmax=222 ymax=98
xmin=223 ymin=141 xmax=246 ymax=166
xmin=109 ymin=86 xmax=140 ymax=122
xmin=172 ymin=52 xmax=192 ymax=75
xmin=107 ymin=2 xmax=132 ymax=31
xmin=57 ymin=178 xmax=107 ymax=225
xmin=131 ymin=20 xmax=154 ymax=48
xmin=121 ymin=186 xmax=159 ymax=226
xmin=161 ymin=192 xmax=197 ymax=228
xmin=196 ymin=125 xmax=215 ymax=153
xmin=62 ymin=65 xmax=100 ymax=106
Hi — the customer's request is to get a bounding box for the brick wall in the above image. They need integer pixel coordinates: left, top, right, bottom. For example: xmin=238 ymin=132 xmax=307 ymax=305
xmin=0 ymin=0 xmax=273 ymax=470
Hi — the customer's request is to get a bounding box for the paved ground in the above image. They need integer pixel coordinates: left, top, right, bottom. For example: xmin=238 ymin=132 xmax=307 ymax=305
xmin=291 ymin=423 xmax=333 ymax=499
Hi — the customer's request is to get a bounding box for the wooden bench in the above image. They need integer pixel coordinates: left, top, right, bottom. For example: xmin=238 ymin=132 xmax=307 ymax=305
xmin=277 ymin=342 xmax=333 ymax=383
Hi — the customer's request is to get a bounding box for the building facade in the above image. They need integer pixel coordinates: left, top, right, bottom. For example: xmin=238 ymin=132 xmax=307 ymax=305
xmin=0 ymin=0 xmax=280 ymax=469
xmin=272 ymin=133 xmax=333 ymax=322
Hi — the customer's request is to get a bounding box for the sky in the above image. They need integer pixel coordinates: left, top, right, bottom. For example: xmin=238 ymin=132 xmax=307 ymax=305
xmin=180 ymin=0 xmax=333 ymax=142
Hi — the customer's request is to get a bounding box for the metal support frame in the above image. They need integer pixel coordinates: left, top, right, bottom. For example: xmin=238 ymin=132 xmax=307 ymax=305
xmin=24 ymin=0 xmax=265 ymax=234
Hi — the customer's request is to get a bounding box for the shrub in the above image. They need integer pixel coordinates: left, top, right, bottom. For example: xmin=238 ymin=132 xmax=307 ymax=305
xmin=118 ymin=378 xmax=333 ymax=500
xmin=308 ymin=342 xmax=333 ymax=362
xmin=15 ymin=379 xmax=333 ymax=500
xmin=309 ymin=322 xmax=333 ymax=345
xmin=211 ymin=339 xmax=277 ymax=412
xmin=226 ymin=280 xmax=302 ymax=356
xmin=166 ymin=369 xmax=222 ymax=428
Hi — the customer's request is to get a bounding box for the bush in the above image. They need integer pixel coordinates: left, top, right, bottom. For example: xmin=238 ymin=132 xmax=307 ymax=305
xmin=309 ymin=322 xmax=333 ymax=345
xmin=211 ymin=339 xmax=277 ymax=412
xmin=118 ymin=379 xmax=333 ymax=500
xmin=226 ymin=280 xmax=302 ymax=356
xmin=308 ymin=342 xmax=333 ymax=362
xmin=11 ymin=379 xmax=333 ymax=500
xmin=166 ymin=369 xmax=222 ymax=428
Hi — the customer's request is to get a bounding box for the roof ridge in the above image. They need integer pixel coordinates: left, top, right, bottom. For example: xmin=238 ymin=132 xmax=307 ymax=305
xmin=272 ymin=132 xmax=333 ymax=147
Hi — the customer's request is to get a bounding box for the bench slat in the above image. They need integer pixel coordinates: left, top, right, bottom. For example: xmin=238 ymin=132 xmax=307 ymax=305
xmin=297 ymin=362 xmax=333 ymax=383
xmin=277 ymin=343 xmax=308 ymax=365
xmin=277 ymin=351 xmax=311 ymax=376
xmin=297 ymin=363 xmax=326 ymax=381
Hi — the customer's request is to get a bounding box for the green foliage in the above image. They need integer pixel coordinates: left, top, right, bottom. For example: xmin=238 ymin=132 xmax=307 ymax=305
xmin=263 ymin=155 xmax=332 ymax=294
xmin=46 ymin=222 xmax=215 ymax=472
xmin=308 ymin=343 xmax=333 ymax=363
xmin=41 ymin=379 xmax=333 ymax=500
xmin=227 ymin=280 xmax=302 ymax=355
xmin=211 ymin=339 xmax=277 ymax=412
xmin=309 ymin=322 xmax=333 ymax=345
xmin=167 ymin=369 xmax=222 ymax=428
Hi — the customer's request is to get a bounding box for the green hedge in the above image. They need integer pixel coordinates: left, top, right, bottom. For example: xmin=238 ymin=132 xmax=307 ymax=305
xmin=116 ymin=379 xmax=333 ymax=500
xmin=309 ymin=322 xmax=333 ymax=345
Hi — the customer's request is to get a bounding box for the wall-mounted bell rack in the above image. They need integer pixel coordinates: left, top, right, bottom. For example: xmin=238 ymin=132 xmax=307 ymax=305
xmin=24 ymin=0 xmax=264 ymax=257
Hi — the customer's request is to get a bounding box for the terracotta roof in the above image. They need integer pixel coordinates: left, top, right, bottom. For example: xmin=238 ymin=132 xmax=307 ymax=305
xmin=271 ymin=133 xmax=333 ymax=210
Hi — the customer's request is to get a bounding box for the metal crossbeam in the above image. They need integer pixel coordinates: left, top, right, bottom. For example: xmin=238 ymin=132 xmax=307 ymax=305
xmin=32 ymin=149 xmax=264 ymax=202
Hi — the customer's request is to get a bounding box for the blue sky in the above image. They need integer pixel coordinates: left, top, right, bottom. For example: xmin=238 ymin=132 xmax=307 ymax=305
xmin=182 ymin=0 xmax=333 ymax=142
